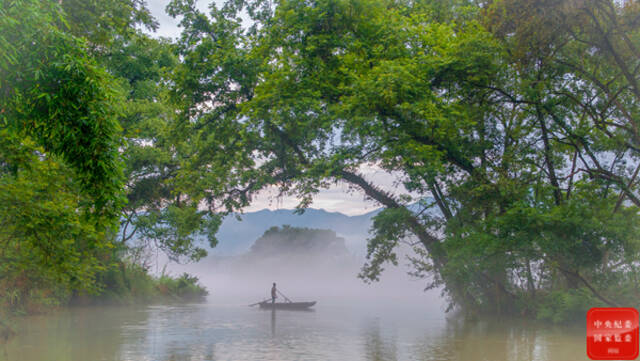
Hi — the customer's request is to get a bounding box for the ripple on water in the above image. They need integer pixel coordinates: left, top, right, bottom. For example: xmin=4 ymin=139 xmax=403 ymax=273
xmin=1 ymin=303 xmax=588 ymax=361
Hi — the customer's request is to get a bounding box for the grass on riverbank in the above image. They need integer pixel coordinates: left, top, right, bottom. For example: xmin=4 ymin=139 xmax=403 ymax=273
xmin=81 ymin=262 xmax=208 ymax=305
xmin=0 ymin=262 xmax=207 ymax=343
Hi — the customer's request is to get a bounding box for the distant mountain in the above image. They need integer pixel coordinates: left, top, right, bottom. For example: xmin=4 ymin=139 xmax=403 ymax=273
xmin=209 ymin=197 xmax=437 ymax=257
xmin=166 ymin=199 xmax=438 ymax=287
xmin=212 ymin=207 xmax=381 ymax=256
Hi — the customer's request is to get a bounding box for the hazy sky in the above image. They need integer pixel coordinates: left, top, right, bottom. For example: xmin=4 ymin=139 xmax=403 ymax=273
xmin=146 ymin=0 xmax=211 ymax=39
xmin=144 ymin=0 xmax=407 ymax=216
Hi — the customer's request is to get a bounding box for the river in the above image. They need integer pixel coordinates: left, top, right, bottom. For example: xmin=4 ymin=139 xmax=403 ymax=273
xmin=1 ymin=299 xmax=587 ymax=361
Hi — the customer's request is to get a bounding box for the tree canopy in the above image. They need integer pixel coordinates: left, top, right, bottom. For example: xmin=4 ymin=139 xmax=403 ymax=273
xmin=0 ymin=0 xmax=211 ymax=314
xmin=249 ymin=225 xmax=349 ymax=257
xmin=1 ymin=0 xmax=639 ymax=321
xmin=167 ymin=0 xmax=640 ymax=319
xmin=1 ymin=0 xmax=125 ymax=220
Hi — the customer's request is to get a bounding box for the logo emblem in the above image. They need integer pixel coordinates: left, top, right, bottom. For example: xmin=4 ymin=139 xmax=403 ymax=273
xmin=587 ymin=307 xmax=639 ymax=360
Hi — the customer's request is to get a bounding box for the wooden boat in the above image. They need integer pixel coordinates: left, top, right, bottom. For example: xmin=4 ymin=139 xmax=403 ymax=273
xmin=258 ymin=301 xmax=316 ymax=310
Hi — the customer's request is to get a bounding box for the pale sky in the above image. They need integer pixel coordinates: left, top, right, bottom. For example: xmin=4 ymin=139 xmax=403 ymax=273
xmin=144 ymin=0 xmax=408 ymax=216
xmin=146 ymin=0 xmax=214 ymax=39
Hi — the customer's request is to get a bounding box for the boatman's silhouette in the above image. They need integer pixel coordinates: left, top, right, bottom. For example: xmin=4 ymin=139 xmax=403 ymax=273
xmin=271 ymin=282 xmax=277 ymax=304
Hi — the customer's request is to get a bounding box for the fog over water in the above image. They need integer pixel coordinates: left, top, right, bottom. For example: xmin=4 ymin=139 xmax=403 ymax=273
xmin=2 ymin=217 xmax=589 ymax=361
xmin=165 ymin=226 xmax=444 ymax=311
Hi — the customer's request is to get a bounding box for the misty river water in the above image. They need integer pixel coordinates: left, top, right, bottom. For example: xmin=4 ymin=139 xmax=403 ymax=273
xmin=1 ymin=299 xmax=588 ymax=361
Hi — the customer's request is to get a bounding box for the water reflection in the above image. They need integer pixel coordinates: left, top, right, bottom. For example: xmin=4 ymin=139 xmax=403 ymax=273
xmin=1 ymin=303 xmax=588 ymax=361
xmin=363 ymin=318 xmax=397 ymax=361
xmin=413 ymin=317 xmax=587 ymax=361
xmin=1 ymin=306 xmax=149 ymax=361
xmin=271 ymin=309 xmax=276 ymax=337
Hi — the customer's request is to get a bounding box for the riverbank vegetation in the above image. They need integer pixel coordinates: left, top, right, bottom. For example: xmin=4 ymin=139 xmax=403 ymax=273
xmin=1 ymin=0 xmax=639 ymax=334
xmin=0 ymin=0 xmax=208 ymax=339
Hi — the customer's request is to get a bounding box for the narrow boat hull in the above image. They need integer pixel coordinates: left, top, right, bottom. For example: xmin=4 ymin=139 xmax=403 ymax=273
xmin=258 ymin=301 xmax=316 ymax=310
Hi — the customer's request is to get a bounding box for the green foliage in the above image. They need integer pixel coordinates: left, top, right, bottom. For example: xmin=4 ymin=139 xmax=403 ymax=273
xmin=107 ymin=33 xmax=220 ymax=262
xmin=0 ymin=0 xmax=130 ymax=320
xmin=94 ymin=261 xmax=156 ymax=304
xmin=91 ymin=263 xmax=207 ymax=304
xmin=0 ymin=134 xmax=106 ymax=315
xmin=1 ymin=0 xmax=639 ymax=324
xmin=0 ymin=0 xmax=125 ymax=220
xmin=168 ymin=0 xmax=640 ymax=320
xmin=537 ymin=289 xmax=602 ymax=324
xmin=59 ymin=0 xmax=158 ymax=47
xmin=0 ymin=0 xmax=209 ymax=321
xmin=156 ymin=272 xmax=208 ymax=301
xmin=359 ymin=208 xmax=411 ymax=282
xmin=249 ymin=225 xmax=349 ymax=256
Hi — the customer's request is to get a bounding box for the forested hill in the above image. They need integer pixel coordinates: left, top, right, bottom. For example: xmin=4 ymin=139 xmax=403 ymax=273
xmin=214 ymin=208 xmax=378 ymax=255
xmin=247 ymin=226 xmax=350 ymax=258
xmin=213 ymin=200 xmax=437 ymax=256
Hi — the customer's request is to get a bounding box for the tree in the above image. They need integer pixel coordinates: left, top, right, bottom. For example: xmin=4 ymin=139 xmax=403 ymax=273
xmin=0 ymin=0 xmax=216 ymax=316
xmin=249 ymin=225 xmax=349 ymax=257
xmin=1 ymin=0 xmax=125 ymax=220
xmin=0 ymin=0 xmax=127 ymax=310
xmin=478 ymin=0 xmax=640 ymax=312
xmin=168 ymin=0 xmax=640 ymax=318
xmin=55 ymin=0 xmax=222 ymax=263
xmin=59 ymin=0 xmax=158 ymax=48
xmin=104 ymin=34 xmax=220 ymax=263
xmin=0 ymin=133 xmax=108 ymax=310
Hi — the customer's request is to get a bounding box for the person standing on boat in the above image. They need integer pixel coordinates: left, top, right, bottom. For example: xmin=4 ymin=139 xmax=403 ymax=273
xmin=271 ymin=283 xmax=277 ymax=304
